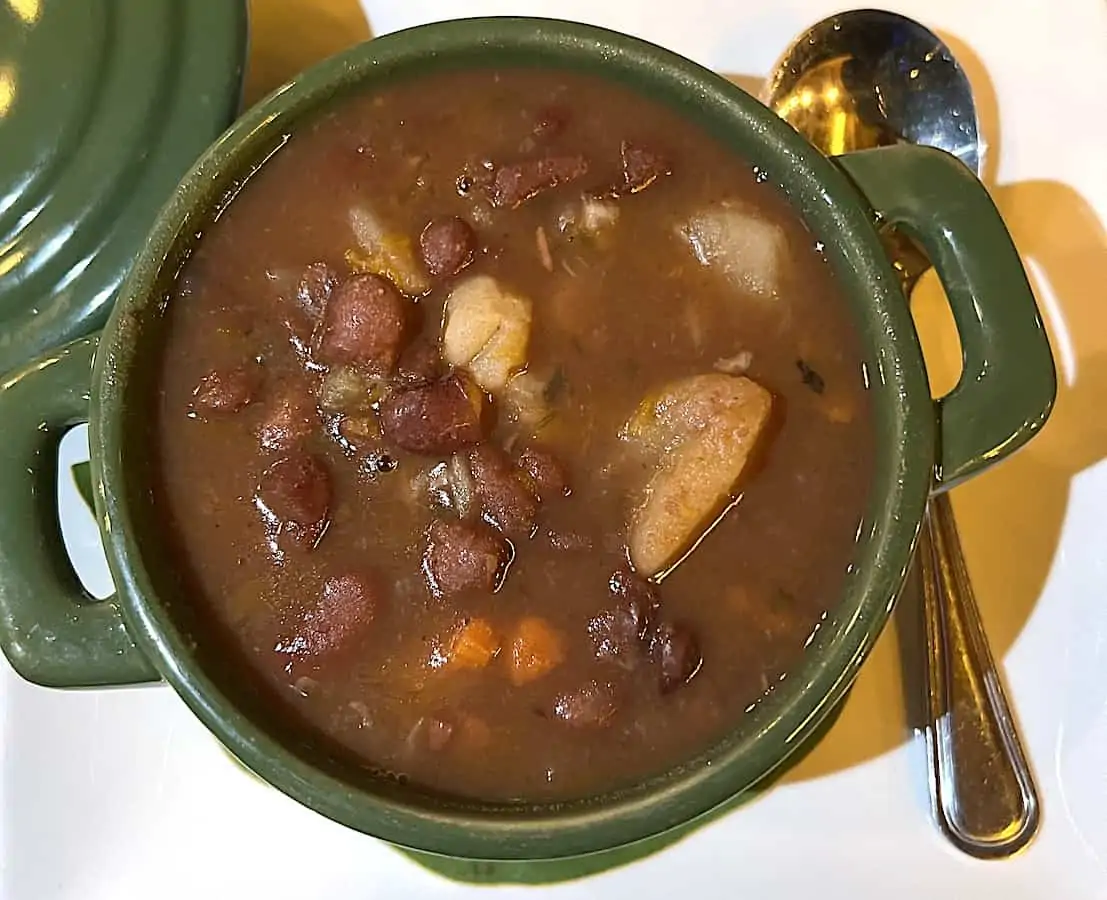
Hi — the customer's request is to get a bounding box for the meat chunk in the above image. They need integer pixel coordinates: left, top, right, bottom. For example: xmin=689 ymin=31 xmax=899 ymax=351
xmin=313 ymin=274 xmax=408 ymax=372
xmin=588 ymin=568 xmax=660 ymax=668
xmin=508 ymin=617 xmax=565 ymax=685
xmin=485 ymin=154 xmax=589 ymax=209
xmin=621 ymin=141 xmax=672 ymax=193
xmin=678 ymin=205 xmax=787 ymax=301
xmin=624 ymin=374 xmax=773 ymax=577
xmin=256 ymin=453 xmax=331 ymax=527
xmin=347 ymin=206 xmax=430 ymax=295
xmin=516 ymin=446 xmax=569 ymax=501
xmin=419 ymin=216 xmax=476 ymax=278
xmin=469 ymin=445 xmax=539 ymax=538
xmin=190 ymin=365 xmax=261 ymax=414
xmin=421 ymin=519 xmax=509 ymax=600
xmin=551 ymin=680 xmax=617 ymax=728
xmin=442 ymin=275 xmax=532 ymax=392
xmin=256 ymin=389 xmax=316 ymax=453
xmin=380 ymin=373 xmax=484 ymax=455
xmin=650 ymin=621 xmax=702 ymax=693
xmin=277 ymin=572 xmax=381 ymax=665
xmin=295 ymin=261 xmax=339 ymax=321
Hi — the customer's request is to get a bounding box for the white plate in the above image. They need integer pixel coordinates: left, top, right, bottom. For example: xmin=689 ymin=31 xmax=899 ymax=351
xmin=4 ymin=1 xmax=1107 ymax=897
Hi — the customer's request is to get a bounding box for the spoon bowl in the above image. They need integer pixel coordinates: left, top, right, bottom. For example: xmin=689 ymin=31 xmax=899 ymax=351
xmin=763 ymin=10 xmax=981 ymax=174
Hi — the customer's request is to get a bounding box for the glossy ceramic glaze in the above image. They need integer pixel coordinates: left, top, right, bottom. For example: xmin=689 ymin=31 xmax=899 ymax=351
xmin=0 ymin=0 xmax=248 ymax=377
xmin=0 ymin=18 xmax=1054 ymax=860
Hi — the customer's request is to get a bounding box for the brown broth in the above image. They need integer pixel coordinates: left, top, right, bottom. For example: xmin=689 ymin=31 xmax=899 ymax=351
xmin=153 ymin=69 xmax=872 ymax=801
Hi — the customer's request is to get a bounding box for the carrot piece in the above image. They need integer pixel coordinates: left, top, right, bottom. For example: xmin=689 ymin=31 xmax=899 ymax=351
xmin=508 ymin=616 xmax=566 ymax=685
xmin=448 ymin=618 xmax=500 ymax=670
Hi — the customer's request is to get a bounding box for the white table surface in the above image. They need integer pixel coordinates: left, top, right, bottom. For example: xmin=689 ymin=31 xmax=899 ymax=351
xmin=3 ymin=1 xmax=1105 ymax=897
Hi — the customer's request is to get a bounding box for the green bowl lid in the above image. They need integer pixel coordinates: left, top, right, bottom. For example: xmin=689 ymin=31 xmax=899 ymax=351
xmin=0 ymin=0 xmax=247 ymax=376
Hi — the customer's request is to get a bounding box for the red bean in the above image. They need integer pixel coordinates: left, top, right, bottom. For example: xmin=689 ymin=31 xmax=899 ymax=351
xmin=256 ymin=389 xmax=316 ymax=453
xmin=588 ymin=568 xmax=661 ymax=668
xmin=469 ymin=445 xmax=538 ymax=538
xmin=551 ymin=680 xmax=618 ymax=728
xmin=380 ymin=373 xmax=483 ymax=455
xmin=650 ymin=621 xmax=702 ymax=694
xmin=190 ymin=365 xmax=261 ymax=414
xmin=516 ymin=446 xmax=569 ymax=501
xmin=419 ymin=216 xmax=476 ymax=278
xmin=256 ymin=453 xmax=330 ymax=526
xmin=313 ymin=274 xmax=408 ymax=371
xmin=421 ymin=519 xmax=509 ymax=600
xmin=278 ymin=572 xmax=381 ymax=665
xmin=396 ymin=339 xmax=444 ymax=385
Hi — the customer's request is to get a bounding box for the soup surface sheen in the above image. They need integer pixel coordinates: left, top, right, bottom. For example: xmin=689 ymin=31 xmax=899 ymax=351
xmin=154 ymin=69 xmax=872 ymax=801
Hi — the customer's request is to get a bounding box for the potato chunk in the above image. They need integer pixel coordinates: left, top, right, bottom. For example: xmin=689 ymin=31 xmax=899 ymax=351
xmin=625 ymin=374 xmax=773 ymax=577
xmin=348 ymin=206 xmax=430 ymax=295
xmin=678 ymin=205 xmax=786 ymax=300
xmin=443 ymin=275 xmax=532 ymax=392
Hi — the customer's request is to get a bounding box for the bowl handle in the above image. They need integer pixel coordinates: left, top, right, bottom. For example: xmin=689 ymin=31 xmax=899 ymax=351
xmin=0 ymin=335 xmax=160 ymax=687
xmin=836 ymin=145 xmax=1056 ymax=490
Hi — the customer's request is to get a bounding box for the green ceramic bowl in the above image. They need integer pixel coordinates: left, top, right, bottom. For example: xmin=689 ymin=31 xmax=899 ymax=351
xmin=0 ymin=18 xmax=1054 ymax=860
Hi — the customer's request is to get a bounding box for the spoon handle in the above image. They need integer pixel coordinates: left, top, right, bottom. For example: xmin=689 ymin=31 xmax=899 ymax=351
xmin=916 ymin=493 xmax=1040 ymax=857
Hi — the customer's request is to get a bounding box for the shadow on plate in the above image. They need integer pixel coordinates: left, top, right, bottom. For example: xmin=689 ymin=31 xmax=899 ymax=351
xmin=243 ymin=0 xmax=374 ymax=106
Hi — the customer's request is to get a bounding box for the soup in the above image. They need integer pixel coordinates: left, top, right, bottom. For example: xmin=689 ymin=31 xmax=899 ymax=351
xmin=152 ymin=68 xmax=872 ymax=801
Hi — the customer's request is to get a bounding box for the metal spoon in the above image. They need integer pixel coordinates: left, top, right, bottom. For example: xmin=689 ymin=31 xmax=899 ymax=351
xmin=763 ymin=9 xmax=1040 ymax=859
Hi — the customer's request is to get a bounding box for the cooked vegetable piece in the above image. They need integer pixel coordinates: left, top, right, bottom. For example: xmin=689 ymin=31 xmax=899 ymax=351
xmin=447 ymin=618 xmax=501 ymax=670
xmin=508 ymin=617 xmax=566 ymax=685
xmin=502 ymin=370 xmax=552 ymax=428
xmin=679 ymin=205 xmax=786 ymax=300
xmin=348 ymin=205 xmax=430 ymax=294
xmin=624 ymin=373 xmax=773 ymax=576
xmin=318 ymin=366 xmax=381 ymax=412
xmin=442 ymin=275 xmax=532 ymax=392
